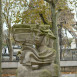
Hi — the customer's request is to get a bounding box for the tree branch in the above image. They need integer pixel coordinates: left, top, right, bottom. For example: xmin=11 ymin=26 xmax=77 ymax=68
xmin=39 ymin=14 xmax=47 ymax=24
xmin=44 ymin=0 xmax=58 ymax=7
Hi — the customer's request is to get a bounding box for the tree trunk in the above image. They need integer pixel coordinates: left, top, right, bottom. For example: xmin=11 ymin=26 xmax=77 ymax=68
xmin=4 ymin=0 xmax=13 ymax=61
xmin=50 ymin=3 xmax=60 ymax=77
xmin=75 ymin=39 xmax=77 ymax=48
xmin=7 ymin=24 xmax=13 ymax=61
xmin=0 ymin=0 xmax=2 ymax=76
xmin=6 ymin=38 xmax=13 ymax=61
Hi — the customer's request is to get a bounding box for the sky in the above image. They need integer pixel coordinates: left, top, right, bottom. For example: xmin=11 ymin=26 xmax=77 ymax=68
xmin=3 ymin=23 xmax=7 ymax=30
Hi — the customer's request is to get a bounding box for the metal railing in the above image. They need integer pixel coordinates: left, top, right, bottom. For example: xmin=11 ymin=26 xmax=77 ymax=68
xmin=2 ymin=53 xmax=19 ymax=62
xmin=61 ymin=49 xmax=77 ymax=61
xmin=2 ymin=48 xmax=77 ymax=61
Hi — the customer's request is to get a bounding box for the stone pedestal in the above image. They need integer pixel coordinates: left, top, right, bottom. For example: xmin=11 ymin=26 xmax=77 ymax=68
xmin=12 ymin=24 xmax=58 ymax=77
xmin=17 ymin=63 xmax=58 ymax=77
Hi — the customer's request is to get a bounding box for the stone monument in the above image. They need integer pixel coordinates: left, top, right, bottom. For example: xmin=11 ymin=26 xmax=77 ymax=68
xmin=12 ymin=24 xmax=58 ymax=77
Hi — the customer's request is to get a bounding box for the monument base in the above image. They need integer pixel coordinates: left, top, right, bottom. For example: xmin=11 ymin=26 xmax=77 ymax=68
xmin=17 ymin=63 xmax=58 ymax=77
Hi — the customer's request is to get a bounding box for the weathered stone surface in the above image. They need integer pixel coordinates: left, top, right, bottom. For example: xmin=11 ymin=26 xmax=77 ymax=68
xmin=17 ymin=63 xmax=58 ymax=77
xmin=12 ymin=24 xmax=58 ymax=77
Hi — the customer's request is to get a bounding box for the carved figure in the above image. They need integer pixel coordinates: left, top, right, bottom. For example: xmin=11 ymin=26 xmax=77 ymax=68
xmin=12 ymin=24 xmax=56 ymax=70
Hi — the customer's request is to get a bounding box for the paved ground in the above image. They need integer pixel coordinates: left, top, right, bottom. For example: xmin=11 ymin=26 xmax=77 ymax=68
xmin=7 ymin=74 xmax=77 ymax=77
xmin=62 ymin=74 xmax=77 ymax=77
xmin=9 ymin=76 xmax=16 ymax=77
xmin=9 ymin=74 xmax=77 ymax=77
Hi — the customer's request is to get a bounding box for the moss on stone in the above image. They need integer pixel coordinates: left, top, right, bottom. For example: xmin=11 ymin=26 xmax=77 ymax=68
xmin=39 ymin=29 xmax=56 ymax=39
xmin=17 ymin=51 xmax=21 ymax=55
xmin=12 ymin=24 xmax=56 ymax=39
xmin=39 ymin=25 xmax=50 ymax=30
xmin=53 ymin=64 xmax=59 ymax=76
xmin=13 ymin=24 xmax=38 ymax=28
xmin=39 ymin=69 xmax=52 ymax=77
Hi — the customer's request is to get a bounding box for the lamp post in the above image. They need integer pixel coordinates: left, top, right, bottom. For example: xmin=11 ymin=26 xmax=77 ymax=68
xmin=58 ymin=22 xmax=63 ymax=60
xmin=58 ymin=21 xmax=67 ymax=60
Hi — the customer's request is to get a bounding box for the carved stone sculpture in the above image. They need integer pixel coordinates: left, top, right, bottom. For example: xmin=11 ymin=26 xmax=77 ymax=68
xmin=12 ymin=24 xmax=58 ymax=77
